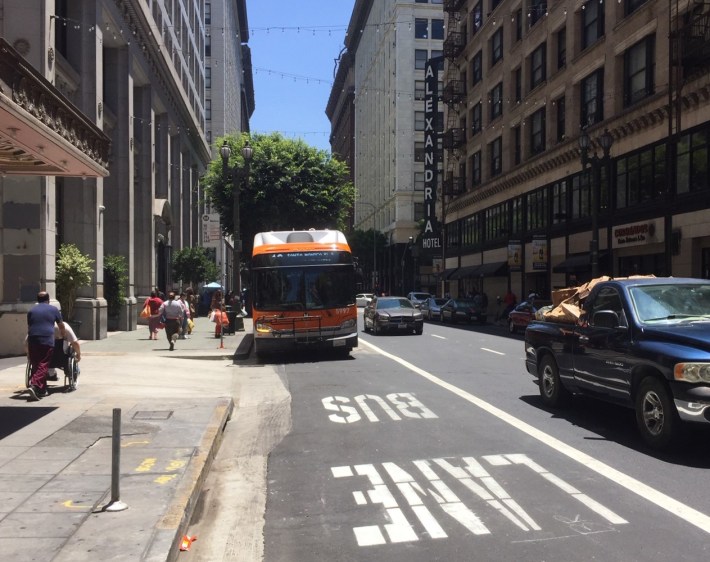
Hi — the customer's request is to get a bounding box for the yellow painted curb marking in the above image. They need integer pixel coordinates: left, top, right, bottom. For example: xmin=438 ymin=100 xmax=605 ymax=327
xmin=135 ymin=458 xmax=157 ymax=472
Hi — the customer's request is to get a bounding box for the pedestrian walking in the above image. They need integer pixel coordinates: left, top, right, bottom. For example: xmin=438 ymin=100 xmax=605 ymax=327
xmin=144 ymin=291 xmax=164 ymax=340
xmin=178 ymin=291 xmax=190 ymax=339
xmin=158 ymin=292 xmax=184 ymax=351
xmin=26 ymin=291 xmax=65 ymax=401
xmin=185 ymin=287 xmax=197 ymax=319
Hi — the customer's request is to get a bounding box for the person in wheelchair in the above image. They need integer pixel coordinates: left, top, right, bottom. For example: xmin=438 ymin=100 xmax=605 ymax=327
xmin=47 ymin=323 xmax=81 ymax=387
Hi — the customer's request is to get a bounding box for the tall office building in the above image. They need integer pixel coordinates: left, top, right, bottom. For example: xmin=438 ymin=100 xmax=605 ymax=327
xmin=439 ymin=0 xmax=710 ymax=302
xmin=329 ymin=0 xmax=445 ymax=295
xmin=0 ymin=0 xmax=253 ymax=355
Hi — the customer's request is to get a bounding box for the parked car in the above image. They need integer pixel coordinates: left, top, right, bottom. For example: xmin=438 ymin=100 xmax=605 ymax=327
xmin=441 ymin=298 xmax=487 ymax=324
xmin=421 ymin=297 xmax=448 ymax=321
xmin=507 ymin=301 xmax=551 ymax=333
xmin=363 ymin=296 xmax=424 ymax=335
xmin=406 ymin=292 xmax=432 ymax=309
xmin=356 ymin=293 xmax=375 ymax=307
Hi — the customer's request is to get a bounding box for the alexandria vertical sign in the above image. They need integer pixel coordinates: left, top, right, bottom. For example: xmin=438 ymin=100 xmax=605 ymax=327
xmin=422 ymin=56 xmax=443 ymax=252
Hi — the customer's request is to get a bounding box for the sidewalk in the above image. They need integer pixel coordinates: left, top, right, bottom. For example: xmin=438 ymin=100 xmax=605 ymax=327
xmin=0 ymin=315 xmax=255 ymax=561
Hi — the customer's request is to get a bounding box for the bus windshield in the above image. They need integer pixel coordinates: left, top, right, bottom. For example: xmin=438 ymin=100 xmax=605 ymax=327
xmin=253 ymin=265 xmax=355 ymax=311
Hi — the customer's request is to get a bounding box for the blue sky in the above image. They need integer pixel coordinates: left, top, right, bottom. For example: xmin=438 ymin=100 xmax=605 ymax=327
xmin=246 ymin=1 xmax=355 ymax=152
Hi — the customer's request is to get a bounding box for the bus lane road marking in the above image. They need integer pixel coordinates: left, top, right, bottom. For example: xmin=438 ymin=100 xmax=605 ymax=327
xmin=431 ymin=334 xmax=446 ymax=340
xmin=359 ymin=338 xmax=710 ymax=535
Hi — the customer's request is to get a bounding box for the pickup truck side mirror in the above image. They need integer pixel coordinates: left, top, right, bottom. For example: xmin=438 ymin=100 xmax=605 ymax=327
xmin=593 ymin=310 xmax=621 ymax=329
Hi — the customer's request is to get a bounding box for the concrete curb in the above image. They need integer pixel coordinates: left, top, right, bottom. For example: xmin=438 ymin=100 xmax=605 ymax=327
xmin=145 ymin=397 xmax=235 ymax=562
xmin=234 ymin=332 xmax=254 ymax=361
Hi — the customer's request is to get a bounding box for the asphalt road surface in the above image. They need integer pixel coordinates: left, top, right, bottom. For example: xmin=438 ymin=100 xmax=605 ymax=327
xmin=261 ymin=315 xmax=710 ymax=561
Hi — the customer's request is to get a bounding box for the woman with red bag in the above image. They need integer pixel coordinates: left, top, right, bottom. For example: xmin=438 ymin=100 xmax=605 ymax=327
xmin=144 ymin=290 xmax=164 ymax=340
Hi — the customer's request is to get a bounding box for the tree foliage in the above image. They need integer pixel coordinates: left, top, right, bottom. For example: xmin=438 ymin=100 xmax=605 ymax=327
xmin=56 ymin=243 xmax=94 ymax=321
xmin=347 ymin=228 xmax=388 ymax=274
xmin=172 ymin=247 xmax=219 ymax=288
xmin=202 ymin=132 xmax=355 ymax=260
xmin=104 ymin=254 xmax=128 ymax=318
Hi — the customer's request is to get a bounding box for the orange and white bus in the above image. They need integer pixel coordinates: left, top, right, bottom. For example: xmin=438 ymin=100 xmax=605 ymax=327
xmin=250 ymin=229 xmax=358 ymax=356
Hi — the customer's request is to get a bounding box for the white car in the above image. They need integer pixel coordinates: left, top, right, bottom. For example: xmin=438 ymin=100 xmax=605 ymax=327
xmin=356 ymin=293 xmax=375 ymax=307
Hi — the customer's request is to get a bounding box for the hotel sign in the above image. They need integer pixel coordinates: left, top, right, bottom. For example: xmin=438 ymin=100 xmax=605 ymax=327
xmin=421 ymin=56 xmax=444 ymax=252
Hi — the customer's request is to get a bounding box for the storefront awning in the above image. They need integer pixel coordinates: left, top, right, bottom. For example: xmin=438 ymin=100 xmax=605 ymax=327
xmin=0 ymin=39 xmax=110 ymax=177
xmin=450 ymin=261 xmax=508 ymax=280
xmin=553 ymin=252 xmax=608 ymax=273
xmin=449 ymin=265 xmax=479 ymax=280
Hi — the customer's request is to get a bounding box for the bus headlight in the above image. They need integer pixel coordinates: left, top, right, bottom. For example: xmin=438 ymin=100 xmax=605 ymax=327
xmin=340 ymin=318 xmax=356 ymax=330
xmin=674 ymin=363 xmax=710 ymax=383
xmin=255 ymin=320 xmax=274 ymax=334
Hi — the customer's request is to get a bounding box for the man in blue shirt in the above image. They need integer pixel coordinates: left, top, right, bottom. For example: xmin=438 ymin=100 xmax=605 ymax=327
xmin=26 ymin=291 xmax=65 ymax=401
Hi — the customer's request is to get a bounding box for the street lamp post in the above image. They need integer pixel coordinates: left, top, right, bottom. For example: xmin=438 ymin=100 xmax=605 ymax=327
xmin=220 ymin=139 xmax=253 ymax=313
xmin=401 ymin=236 xmax=413 ymax=294
xmin=578 ymin=129 xmax=613 ymax=278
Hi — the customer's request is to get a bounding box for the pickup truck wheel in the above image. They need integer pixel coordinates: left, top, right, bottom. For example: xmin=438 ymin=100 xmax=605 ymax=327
xmin=635 ymin=377 xmax=677 ymax=449
xmin=538 ymin=356 xmax=570 ymax=407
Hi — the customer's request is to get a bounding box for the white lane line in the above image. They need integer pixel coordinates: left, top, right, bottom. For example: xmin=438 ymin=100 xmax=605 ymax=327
xmin=431 ymin=334 xmax=446 ymax=340
xmin=360 ymin=338 xmax=710 ymax=535
xmin=481 ymin=347 xmax=505 ymax=356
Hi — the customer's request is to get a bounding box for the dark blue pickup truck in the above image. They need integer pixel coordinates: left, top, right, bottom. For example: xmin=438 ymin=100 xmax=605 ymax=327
xmin=525 ymin=277 xmax=710 ymax=449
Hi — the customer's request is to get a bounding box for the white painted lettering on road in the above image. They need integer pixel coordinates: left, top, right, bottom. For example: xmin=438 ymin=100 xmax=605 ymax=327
xmin=431 ymin=334 xmax=446 ymax=339
xmin=332 ymin=454 xmax=623 ymax=546
xmin=322 ymin=393 xmax=437 ymax=423
xmin=360 ymin=338 xmax=710 ymax=535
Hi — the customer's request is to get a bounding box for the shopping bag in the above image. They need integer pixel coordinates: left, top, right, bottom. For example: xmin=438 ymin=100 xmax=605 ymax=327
xmin=140 ymin=303 xmax=151 ymax=318
xmin=187 ymin=318 xmax=195 ymax=333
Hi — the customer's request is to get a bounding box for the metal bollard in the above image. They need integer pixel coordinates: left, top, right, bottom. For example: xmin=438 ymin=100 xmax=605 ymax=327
xmin=103 ymin=408 xmax=128 ymax=512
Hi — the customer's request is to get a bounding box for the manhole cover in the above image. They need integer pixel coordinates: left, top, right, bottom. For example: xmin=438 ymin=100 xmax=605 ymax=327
xmin=133 ymin=410 xmax=174 ymax=420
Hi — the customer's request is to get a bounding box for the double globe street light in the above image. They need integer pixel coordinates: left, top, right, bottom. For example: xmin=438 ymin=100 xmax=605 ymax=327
xmin=578 ymin=128 xmax=613 ymax=278
xmin=220 ymin=140 xmax=253 ymax=302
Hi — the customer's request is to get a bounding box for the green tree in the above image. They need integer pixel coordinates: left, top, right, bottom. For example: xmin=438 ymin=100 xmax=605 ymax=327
xmin=347 ymin=228 xmax=388 ymax=288
xmin=202 ymin=132 xmax=355 ymax=261
xmin=56 ymin=243 xmax=95 ymax=321
xmin=104 ymin=254 xmax=128 ymax=319
xmin=172 ymin=247 xmax=220 ymax=288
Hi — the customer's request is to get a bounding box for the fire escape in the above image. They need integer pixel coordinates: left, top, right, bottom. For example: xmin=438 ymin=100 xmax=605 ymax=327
xmin=441 ymin=1 xmax=466 ymax=201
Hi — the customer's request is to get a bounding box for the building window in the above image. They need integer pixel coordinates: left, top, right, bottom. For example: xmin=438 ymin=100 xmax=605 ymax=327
xmin=415 ymin=49 xmax=428 ymax=70
xmin=513 ymin=125 xmax=521 ymax=165
xmin=625 ymin=0 xmax=648 ymax=16
xmin=616 ymin=144 xmax=667 ymax=207
xmin=490 ymin=137 xmax=502 ymax=176
xmin=415 ymin=141 xmax=425 ymax=162
xmin=676 ymin=130 xmax=708 ymax=194
xmin=472 ymin=150 xmax=482 ymax=186
xmin=471 ymin=101 xmax=482 ymax=135
xmin=432 ymin=19 xmax=445 ymax=40
xmin=514 ymin=67 xmax=521 ymax=102
xmin=415 ymin=172 xmax=425 ymax=190
xmin=530 ymin=42 xmax=546 ymax=90
xmin=527 ymin=188 xmax=549 ymax=230
xmin=206 ymin=66 xmax=211 ymax=89
xmin=205 ymin=35 xmax=211 ymax=57
xmin=415 ymin=202 xmax=425 ymax=221
xmin=581 ymin=69 xmax=604 ymax=128
xmin=205 ymin=2 xmax=211 ymax=25
xmin=582 ymin=0 xmax=604 ymax=50
xmin=491 ymin=28 xmax=503 ymax=66
xmin=529 ymin=0 xmax=547 ymax=28
xmin=206 ymin=99 xmax=211 ymax=120
xmin=415 ymin=18 xmax=428 ymax=39
xmin=555 ymin=96 xmax=565 ymax=142
xmin=571 ymin=171 xmax=591 ymax=219
xmin=490 ymin=82 xmax=503 ymax=121
xmin=530 ymin=107 xmax=546 ymax=156
xmin=472 ymin=50 xmax=482 ymax=84
xmin=556 ymin=27 xmax=566 ymax=70
xmin=471 ymin=2 xmax=483 ymax=36
xmin=415 ymin=111 xmax=425 ymax=131
xmin=431 ymin=49 xmax=443 ymax=63
xmin=515 ymin=8 xmax=523 ymax=42
xmin=415 ymin=80 xmax=425 ymax=100
xmin=552 ymin=180 xmax=568 ymax=224
xmin=624 ymin=35 xmax=655 ymax=107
